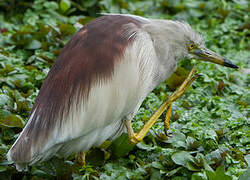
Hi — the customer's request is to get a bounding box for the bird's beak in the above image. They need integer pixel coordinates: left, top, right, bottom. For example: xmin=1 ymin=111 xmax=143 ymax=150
xmin=191 ymin=47 xmax=238 ymax=69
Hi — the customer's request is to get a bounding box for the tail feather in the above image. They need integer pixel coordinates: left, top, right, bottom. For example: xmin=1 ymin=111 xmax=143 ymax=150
xmin=7 ymin=150 xmax=27 ymax=171
xmin=7 ymin=109 xmax=46 ymax=171
xmin=7 ymin=138 xmax=30 ymax=171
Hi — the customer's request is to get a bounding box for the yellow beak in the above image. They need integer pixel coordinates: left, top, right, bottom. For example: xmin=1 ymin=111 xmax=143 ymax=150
xmin=191 ymin=48 xmax=238 ymax=69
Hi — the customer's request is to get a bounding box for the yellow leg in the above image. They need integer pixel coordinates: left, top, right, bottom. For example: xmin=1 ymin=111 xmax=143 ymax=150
xmin=125 ymin=66 xmax=199 ymax=144
xmin=164 ymin=103 xmax=172 ymax=135
xmin=76 ymin=152 xmax=86 ymax=166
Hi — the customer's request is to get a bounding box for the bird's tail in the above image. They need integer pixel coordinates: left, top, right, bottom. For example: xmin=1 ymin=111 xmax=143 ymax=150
xmin=7 ymin=127 xmax=35 ymax=171
xmin=7 ymin=109 xmax=44 ymax=171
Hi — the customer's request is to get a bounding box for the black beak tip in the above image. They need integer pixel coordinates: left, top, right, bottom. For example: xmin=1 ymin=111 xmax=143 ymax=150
xmin=223 ymin=58 xmax=239 ymax=69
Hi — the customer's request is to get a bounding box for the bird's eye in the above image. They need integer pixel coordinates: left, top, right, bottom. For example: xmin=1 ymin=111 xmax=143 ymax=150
xmin=188 ymin=43 xmax=196 ymax=51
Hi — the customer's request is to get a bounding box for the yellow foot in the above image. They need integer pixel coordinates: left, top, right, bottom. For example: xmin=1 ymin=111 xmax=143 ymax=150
xmin=129 ymin=133 xmax=142 ymax=144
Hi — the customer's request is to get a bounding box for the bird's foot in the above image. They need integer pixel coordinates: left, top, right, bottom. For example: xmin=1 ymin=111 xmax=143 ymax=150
xmin=164 ymin=126 xmax=169 ymax=136
xmin=129 ymin=133 xmax=142 ymax=144
xmin=164 ymin=127 xmax=173 ymax=138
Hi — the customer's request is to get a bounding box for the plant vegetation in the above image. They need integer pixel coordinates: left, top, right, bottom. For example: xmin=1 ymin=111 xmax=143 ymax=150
xmin=0 ymin=0 xmax=249 ymax=179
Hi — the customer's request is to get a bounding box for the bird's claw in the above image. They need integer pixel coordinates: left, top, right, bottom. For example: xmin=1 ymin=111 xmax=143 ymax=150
xmin=164 ymin=126 xmax=168 ymax=136
xmin=164 ymin=127 xmax=173 ymax=138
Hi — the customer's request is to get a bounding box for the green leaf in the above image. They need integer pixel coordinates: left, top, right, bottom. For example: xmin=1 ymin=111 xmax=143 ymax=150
xmin=58 ymin=23 xmax=76 ymax=36
xmin=244 ymin=154 xmax=250 ymax=166
xmin=206 ymin=166 xmax=232 ymax=180
xmin=86 ymin=148 xmax=105 ymax=166
xmin=151 ymin=161 xmax=164 ymax=170
xmin=186 ymin=136 xmax=199 ymax=150
xmin=171 ymin=151 xmax=194 ymax=166
xmin=186 ymin=161 xmax=201 ymax=171
xmin=191 ymin=172 xmax=207 ymax=180
xmin=239 ymin=168 xmax=250 ymax=180
xmin=205 ymin=129 xmax=218 ymax=141
xmin=60 ymin=0 xmax=71 ymax=12
xmin=150 ymin=168 xmax=162 ymax=180
xmin=0 ymin=166 xmax=8 ymax=173
xmin=0 ymin=94 xmax=12 ymax=108
xmin=0 ymin=114 xmax=24 ymax=128
xmin=25 ymin=39 xmax=42 ymax=50
xmin=44 ymin=1 xmax=59 ymax=10
xmin=167 ymin=131 xmax=187 ymax=148
xmin=110 ymin=133 xmax=135 ymax=158
xmin=136 ymin=141 xmax=156 ymax=151
xmin=165 ymin=167 xmax=183 ymax=177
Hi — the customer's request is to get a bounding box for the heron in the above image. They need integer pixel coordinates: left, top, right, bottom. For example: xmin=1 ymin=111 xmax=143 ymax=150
xmin=7 ymin=14 xmax=238 ymax=171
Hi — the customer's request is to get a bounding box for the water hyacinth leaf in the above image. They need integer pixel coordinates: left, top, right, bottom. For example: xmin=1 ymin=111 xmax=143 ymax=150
xmin=206 ymin=147 xmax=229 ymax=166
xmin=150 ymin=168 xmax=162 ymax=180
xmin=205 ymin=129 xmax=218 ymax=141
xmin=58 ymin=24 xmax=76 ymax=36
xmin=60 ymin=0 xmax=71 ymax=12
xmin=31 ymin=169 xmax=53 ymax=179
xmin=195 ymin=153 xmax=214 ymax=172
xmin=50 ymin=158 xmax=72 ymax=178
xmin=16 ymin=100 xmax=31 ymax=113
xmin=186 ymin=136 xmax=199 ymax=150
xmin=244 ymin=154 xmax=250 ymax=166
xmin=186 ymin=161 xmax=201 ymax=171
xmin=25 ymin=39 xmax=42 ymax=50
xmin=151 ymin=161 xmax=164 ymax=170
xmin=191 ymin=172 xmax=207 ymax=180
xmin=239 ymin=168 xmax=250 ymax=180
xmin=0 ymin=94 xmax=13 ymax=108
xmin=99 ymin=140 xmax=112 ymax=150
xmin=167 ymin=131 xmax=187 ymax=148
xmin=171 ymin=151 xmax=194 ymax=166
xmin=0 ymin=64 xmax=15 ymax=75
xmin=78 ymin=17 xmax=95 ymax=25
xmin=165 ymin=167 xmax=183 ymax=177
xmin=86 ymin=148 xmax=105 ymax=166
xmin=0 ymin=166 xmax=8 ymax=172
xmin=0 ymin=109 xmax=11 ymax=121
xmin=205 ymin=166 xmax=232 ymax=180
xmin=136 ymin=140 xmax=156 ymax=151
xmin=110 ymin=133 xmax=135 ymax=158
xmin=44 ymin=1 xmax=59 ymax=10
xmin=0 ymin=114 xmax=24 ymax=128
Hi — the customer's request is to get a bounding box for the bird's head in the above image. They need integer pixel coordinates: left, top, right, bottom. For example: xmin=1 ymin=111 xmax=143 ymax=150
xmin=186 ymin=40 xmax=238 ymax=69
xmin=146 ymin=20 xmax=238 ymax=69
xmin=177 ymin=22 xmax=238 ymax=69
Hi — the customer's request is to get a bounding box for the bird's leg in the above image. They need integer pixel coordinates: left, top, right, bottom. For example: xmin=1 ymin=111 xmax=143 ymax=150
xmin=76 ymin=152 xmax=86 ymax=166
xmin=164 ymin=103 xmax=172 ymax=135
xmin=125 ymin=66 xmax=198 ymax=144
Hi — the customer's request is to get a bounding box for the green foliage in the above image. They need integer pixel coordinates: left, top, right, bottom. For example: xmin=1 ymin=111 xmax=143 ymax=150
xmin=110 ymin=133 xmax=135 ymax=158
xmin=0 ymin=0 xmax=249 ymax=179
